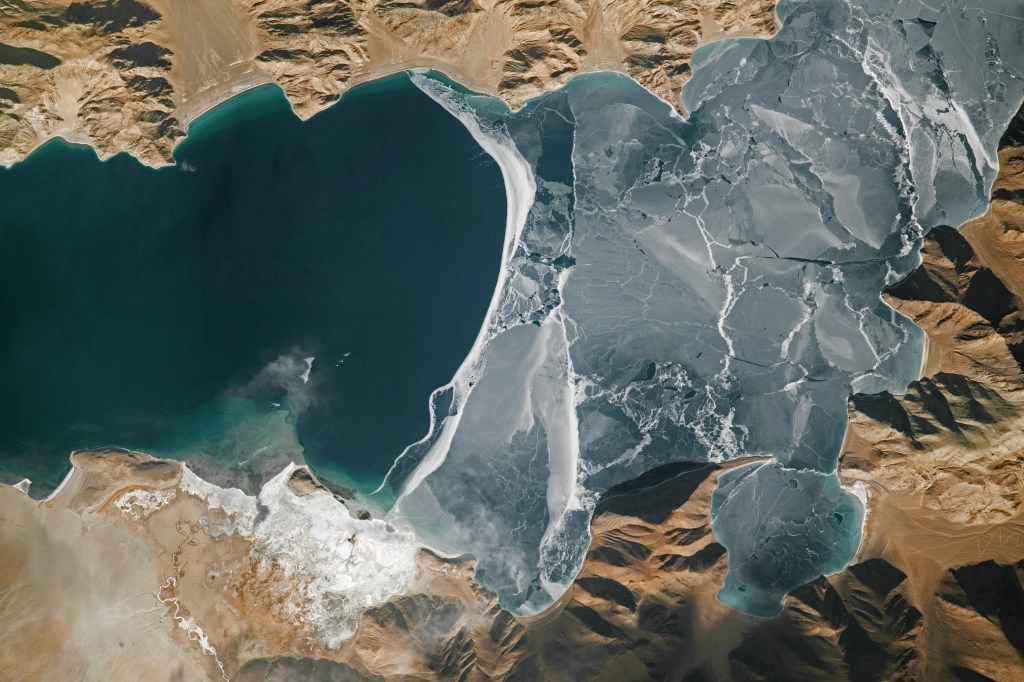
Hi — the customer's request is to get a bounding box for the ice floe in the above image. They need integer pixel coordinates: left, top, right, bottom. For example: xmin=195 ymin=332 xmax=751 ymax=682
xmin=386 ymin=0 xmax=1024 ymax=616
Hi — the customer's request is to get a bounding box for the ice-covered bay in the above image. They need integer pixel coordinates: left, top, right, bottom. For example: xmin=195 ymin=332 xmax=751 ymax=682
xmin=387 ymin=0 xmax=1024 ymax=615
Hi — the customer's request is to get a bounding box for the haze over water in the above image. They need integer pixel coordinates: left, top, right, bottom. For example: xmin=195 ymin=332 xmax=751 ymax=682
xmin=0 ymin=74 xmax=506 ymax=495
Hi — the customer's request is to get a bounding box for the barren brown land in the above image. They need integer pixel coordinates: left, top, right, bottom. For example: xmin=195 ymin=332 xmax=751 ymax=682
xmin=0 ymin=0 xmax=777 ymax=167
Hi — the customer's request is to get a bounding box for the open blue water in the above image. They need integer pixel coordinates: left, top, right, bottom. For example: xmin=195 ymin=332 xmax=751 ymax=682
xmin=0 ymin=74 xmax=506 ymax=495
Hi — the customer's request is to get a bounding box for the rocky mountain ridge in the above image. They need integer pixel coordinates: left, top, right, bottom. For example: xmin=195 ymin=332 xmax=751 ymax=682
xmin=0 ymin=0 xmax=777 ymax=167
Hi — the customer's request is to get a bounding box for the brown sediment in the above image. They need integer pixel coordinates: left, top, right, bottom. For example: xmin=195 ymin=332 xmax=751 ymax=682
xmin=0 ymin=464 xmax=218 ymax=681
xmin=285 ymin=465 xmax=330 ymax=497
xmin=45 ymin=447 xmax=182 ymax=512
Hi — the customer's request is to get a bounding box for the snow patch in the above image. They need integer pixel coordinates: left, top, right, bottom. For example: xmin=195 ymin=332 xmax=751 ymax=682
xmin=115 ymin=487 xmax=177 ymax=520
xmin=179 ymin=467 xmax=259 ymax=534
xmin=178 ymin=463 xmax=418 ymax=649
xmin=255 ymin=464 xmax=418 ymax=648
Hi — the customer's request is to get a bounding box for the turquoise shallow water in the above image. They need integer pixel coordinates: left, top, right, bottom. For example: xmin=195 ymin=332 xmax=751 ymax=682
xmin=0 ymin=74 xmax=506 ymax=496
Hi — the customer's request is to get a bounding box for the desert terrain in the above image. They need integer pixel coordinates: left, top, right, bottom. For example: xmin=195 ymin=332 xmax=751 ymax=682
xmin=0 ymin=0 xmax=777 ymax=167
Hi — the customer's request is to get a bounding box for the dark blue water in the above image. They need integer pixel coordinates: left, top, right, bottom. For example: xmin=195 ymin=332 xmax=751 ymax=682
xmin=0 ymin=74 xmax=506 ymax=495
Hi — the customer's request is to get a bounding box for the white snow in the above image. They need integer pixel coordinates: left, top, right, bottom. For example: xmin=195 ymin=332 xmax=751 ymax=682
xmin=115 ymin=487 xmax=177 ymax=520
xmin=254 ymin=464 xmax=418 ymax=647
xmin=177 ymin=463 xmax=418 ymax=649
xmin=179 ymin=467 xmax=259 ymax=533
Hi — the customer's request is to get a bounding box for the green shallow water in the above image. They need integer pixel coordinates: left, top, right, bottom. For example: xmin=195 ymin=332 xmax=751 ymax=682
xmin=0 ymin=74 xmax=506 ymax=496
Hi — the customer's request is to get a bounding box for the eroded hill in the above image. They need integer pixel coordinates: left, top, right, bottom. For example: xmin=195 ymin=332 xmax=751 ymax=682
xmin=0 ymin=0 xmax=777 ymax=166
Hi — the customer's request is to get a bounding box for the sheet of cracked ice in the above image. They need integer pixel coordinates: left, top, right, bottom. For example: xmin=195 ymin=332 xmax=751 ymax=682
xmin=384 ymin=0 xmax=1024 ymax=616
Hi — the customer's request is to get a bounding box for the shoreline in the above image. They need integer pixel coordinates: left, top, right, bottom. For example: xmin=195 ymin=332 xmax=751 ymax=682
xmin=2 ymin=65 xmax=610 ymax=171
xmin=178 ymin=66 xmax=274 ymax=130
xmin=378 ymin=70 xmax=537 ymax=505
xmin=0 ymin=63 xmax=578 ymax=171
xmin=1 ymin=3 xmax=780 ymax=171
xmin=2 ymin=36 xmax=771 ymax=174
